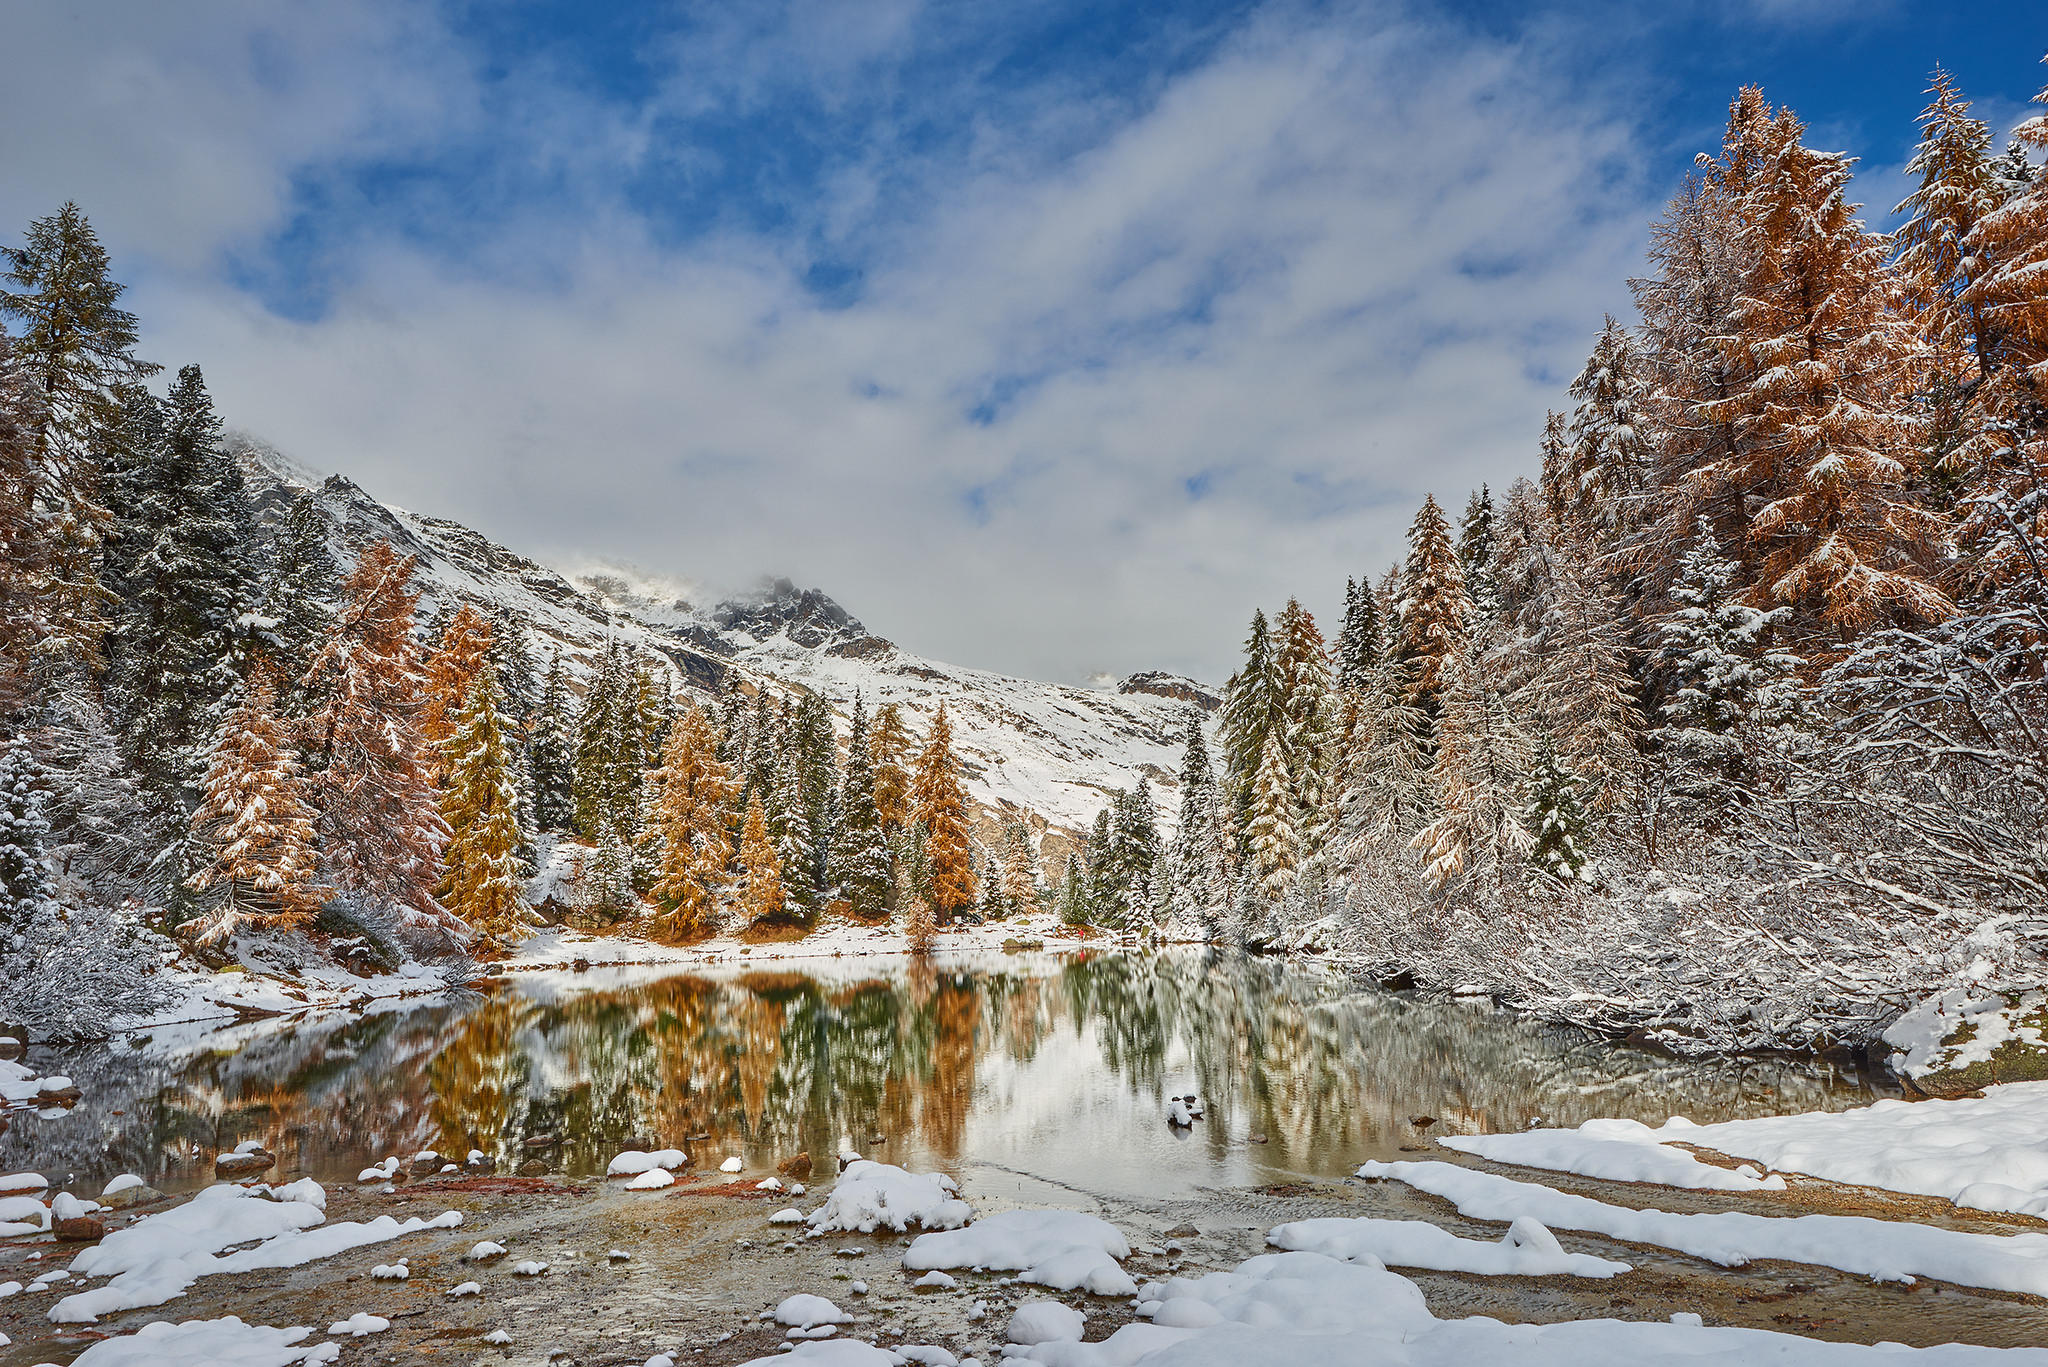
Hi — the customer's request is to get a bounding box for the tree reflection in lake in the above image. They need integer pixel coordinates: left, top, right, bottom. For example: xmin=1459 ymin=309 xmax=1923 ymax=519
xmin=4 ymin=950 xmax=1888 ymax=1199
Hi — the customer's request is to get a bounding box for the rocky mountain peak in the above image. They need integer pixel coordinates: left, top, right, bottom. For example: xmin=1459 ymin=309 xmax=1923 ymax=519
xmin=1117 ymin=671 xmax=1221 ymax=712
xmin=714 ymin=577 xmax=866 ymax=649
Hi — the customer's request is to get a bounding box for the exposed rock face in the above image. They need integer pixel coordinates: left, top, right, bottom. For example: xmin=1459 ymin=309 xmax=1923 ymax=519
xmin=715 ymin=578 xmax=866 ymax=649
xmin=1117 ymin=671 xmax=1221 ymax=713
xmin=1891 ymin=990 xmax=2048 ymax=1099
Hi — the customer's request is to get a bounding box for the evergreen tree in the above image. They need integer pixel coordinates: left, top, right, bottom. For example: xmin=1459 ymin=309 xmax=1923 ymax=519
xmin=770 ymin=740 xmax=818 ymax=923
xmin=912 ymin=705 xmax=976 ymax=921
xmin=573 ymin=643 xmax=644 ymax=841
xmin=1412 ymin=634 xmax=1534 ymax=889
xmin=439 ymin=666 xmax=527 ymax=951
xmin=1272 ymin=599 xmax=1337 ymax=852
xmin=0 ymin=741 xmax=55 ymax=957
xmin=1394 ymin=495 xmax=1471 ymax=718
xmin=1333 ymin=576 xmax=1379 ymax=694
xmin=1457 ymin=485 xmax=1499 ymax=615
xmin=646 ymin=702 xmax=737 ymax=940
xmin=108 ymin=363 xmax=258 ymax=884
xmin=835 ymin=695 xmax=894 ymax=921
xmin=257 ymin=491 xmax=337 ymax=696
xmin=1111 ymin=781 xmax=1162 ymax=921
xmin=737 ymin=791 xmax=784 ymax=927
xmin=489 ymin=607 xmax=541 ymax=722
xmin=184 ymin=674 xmax=323 ymax=946
xmin=1245 ymin=730 xmax=1297 ymax=900
xmin=1057 ymin=852 xmax=1088 ymax=928
xmin=302 ymin=541 xmax=452 ymax=934
xmin=0 ymin=203 xmax=160 ymax=666
xmin=585 ymin=823 xmax=638 ymax=921
xmin=1083 ymin=807 xmax=1116 ymax=925
xmin=1000 ymin=819 xmax=1039 ymax=912
xmin=528 ymin=651 xmax=576 ymax=833
xmin=1565 ymin=318 xmax=1652 ymax=546
xmin=1218 ymin=609 xmax=1278 ymax=814
xmin=1653 ymin=519 xmax=1804 ymax=806
xmin=1525 ymin=737 xmax=1589 ymax=882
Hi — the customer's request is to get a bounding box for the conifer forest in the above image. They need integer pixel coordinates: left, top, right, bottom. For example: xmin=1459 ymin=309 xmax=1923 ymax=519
xmin=4 ymin=16 xmax=2048 ymax=1367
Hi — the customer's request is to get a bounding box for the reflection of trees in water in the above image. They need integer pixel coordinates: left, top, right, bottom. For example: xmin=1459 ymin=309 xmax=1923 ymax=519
xmin=10 ymin=952 xmax=1881 ymax=1187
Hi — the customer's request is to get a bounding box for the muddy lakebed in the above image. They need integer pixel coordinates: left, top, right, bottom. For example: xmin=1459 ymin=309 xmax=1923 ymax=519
xmin=5 ymin=949 xmax=2045 ymax=1364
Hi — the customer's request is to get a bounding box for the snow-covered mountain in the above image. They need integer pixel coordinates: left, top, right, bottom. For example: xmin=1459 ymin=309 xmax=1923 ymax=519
xmin=234 ymin=439 xmax=1209 ymax=840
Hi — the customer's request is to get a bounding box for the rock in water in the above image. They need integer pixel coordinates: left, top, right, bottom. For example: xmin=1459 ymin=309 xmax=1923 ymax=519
xmin=215 ymin=1150 xmax=275 ymax=1178
xmin=778 ymin=1152 xmax=813 ymax=1179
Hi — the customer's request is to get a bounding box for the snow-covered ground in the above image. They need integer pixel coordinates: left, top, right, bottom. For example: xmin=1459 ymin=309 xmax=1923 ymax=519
xmin=1444 ymin=1084 xmax=2048 ymax=1217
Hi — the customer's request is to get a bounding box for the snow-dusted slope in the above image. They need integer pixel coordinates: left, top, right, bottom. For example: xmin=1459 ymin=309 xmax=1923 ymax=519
xmin=234 ymin=440 xmax=1204 ymax=836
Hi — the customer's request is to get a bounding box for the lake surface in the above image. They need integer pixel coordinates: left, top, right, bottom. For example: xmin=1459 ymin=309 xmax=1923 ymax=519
xmin=5 ymin=949 xmax=1889 ymax=1201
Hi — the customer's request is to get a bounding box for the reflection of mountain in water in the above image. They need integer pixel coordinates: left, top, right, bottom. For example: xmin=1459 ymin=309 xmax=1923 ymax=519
xmin=5 ymin=953 xmax=1887 ymax=1192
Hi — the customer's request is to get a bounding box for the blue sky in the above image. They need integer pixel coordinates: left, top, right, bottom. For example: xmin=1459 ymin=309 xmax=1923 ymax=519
xmin=5 ymin=0 xmax=2045 ymax=682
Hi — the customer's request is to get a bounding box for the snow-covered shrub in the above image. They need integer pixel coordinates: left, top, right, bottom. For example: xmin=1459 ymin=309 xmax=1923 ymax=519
xmin=2 ymin=898 xmax=174 ymax=1042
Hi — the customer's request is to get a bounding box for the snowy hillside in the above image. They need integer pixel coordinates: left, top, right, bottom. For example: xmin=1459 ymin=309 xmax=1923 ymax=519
xmin=234 ymin=439 xmax=1203 ymax=836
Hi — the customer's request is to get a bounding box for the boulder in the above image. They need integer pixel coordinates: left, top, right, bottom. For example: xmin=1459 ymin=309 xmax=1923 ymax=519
xmin=54 ymin=1215 xmax=106 ymax=1242
xmin=777 ymin=1152 xmax=813 ymax=1180
xmin=517 ymin=1158 xmax=551 ymax=1177
xmin=215 ymin=1150 xmax=275 ymax=1178
xmin=1886 ymin=988 xmax=2048 ymax=1099
xmin=102 ymin=1184 xmax=164 ymax=1210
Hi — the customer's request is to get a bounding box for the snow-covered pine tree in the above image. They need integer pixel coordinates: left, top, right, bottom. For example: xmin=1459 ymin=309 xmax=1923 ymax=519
xmin=488 ymin=607 xmax=541 ymax=723
xmin=586 ymin=822 xmax=638 ymax=922
xmin=420 ymin=603 xmax=494 ymax=771
xmin=868 ymin=702 xmax=913 ymax=832
xmin=528 ymin=651 xmax=576 ymax=833
xmin=1272 ymin=599 xmax=1336 ymax=853
xmin=0 ymin=741 xmax=55 ymax=956
xmin=302 ymin=540 xmax=454 ymax=937
xmin=1653 ymin=518 xmax=1804 ymax=807
xmin=1394 ymin=494 xmax=1471 ymax=718
xmin=573 ymin=643 xmax=644 ymax=841
xmin=30 ymin=679 xmax=153 ymax=900
xmin=1539 ymin=410 xmax=1572 ymax=528
xmin=1565 ymin=317 xmax=1652 ymax=548
xmin=1893 ymin=68 xmax=2003 ymax=477
xmin=256 ymin=491 xmax=337 ymax=697
xmin=1525 ymin=737 xmax=1589 ymax=882
xmin=109 ymin=363 xmax=259 ymax=881
xmin=912 ymin=704 xmax=976 ymax=922
xmin=1218 ymin=609 xmax=1278 ymax=816
xmin=0 ymin=203 xmax=160 ymax=668
xmin=791 ymin=690 xmax=838 ymax=897
xmin=1057 ymin=852 xmax=1088 ymax=928
xmin=1333 ymin=578 xmax=1379 ymax=694
xmin=1457 ymin=485 xmax=1498 ymax=617
xmin=438 ymin=666 xmax=528 ymax=954
xmin=737 ymin=791 xmax=784 ymax=927
xmin=1112 ymin=780 xmax=1162 ymax=920
xmin=1000 ymin=818 xmax=1038 ymax=913
xmin=835 ymin=695 xmax=893 ymax=921
xmin=183 ymin=673 xmax=324 ymax=946
xmin=646 ymin=702 xmax=736 ymax=940
xmin=1164 ymin=708 xmax=1222 ymax=929
xmin=1333 ymin=646 xmax=1430 ymax=862
xmin=769 ymin=742 xmax=818 ymax=924
xmin=1245 ymin=729 xmax=1297 ymax=901
xmin=1083 ymin=807 xmax=1115 ymax=926
xmin=979 ymin=851 xmax=1008 ymax=919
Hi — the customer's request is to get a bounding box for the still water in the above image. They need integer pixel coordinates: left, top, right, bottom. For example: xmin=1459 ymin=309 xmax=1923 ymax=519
xmin=5 ymin=950 xmax=1887 ymax=1200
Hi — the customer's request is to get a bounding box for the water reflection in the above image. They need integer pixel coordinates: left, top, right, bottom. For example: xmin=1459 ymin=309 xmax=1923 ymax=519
xmin=5 ymin=951 xmax=1888 ymax=1200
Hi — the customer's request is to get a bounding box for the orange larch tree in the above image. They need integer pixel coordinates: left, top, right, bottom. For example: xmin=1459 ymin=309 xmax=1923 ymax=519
xmin=420 ymin=603 xmax=494 ymax=773
xmin=184 ymin=673 xmax=324 ymax=945
xmin=647 ymin=702 xmax=737 ymax=941
xmin=736 ymin=790 xmax=784 ymax=927
xmin=912 ymin=704 xmax=976 ymax=922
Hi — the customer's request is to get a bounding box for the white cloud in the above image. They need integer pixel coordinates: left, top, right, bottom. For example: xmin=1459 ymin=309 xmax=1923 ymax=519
xmin=4 ymin=0 xmax=1656 ymax=684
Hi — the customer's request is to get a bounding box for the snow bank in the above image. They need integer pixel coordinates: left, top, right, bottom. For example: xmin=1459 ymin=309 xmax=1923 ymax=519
xmin=1444 ymin=1117 xmax=1788 ymax=1192
xmin=1886 ymin=990 xmax=2046 ymax=1081
xmin=66 ymin=1316 xmax=340 ymax=1365
xmin=737 ymin=1343 xmax=899 ymax=1367
xmin=904 ymin=1209 xmax=1136 ymax=1296
xmin=1358 ymin=1160 xmax=2048 ymax=1297
xmin=807 ymin=1161 xmax=972 ymax=1235
xmin=992 ymin=1249 xmax=2048 ymax=1367
xmin=53 ymin=1184 xmax=461 ymax=1322
xmin=1652 ymin=1086 xmax=2048 ymax=1218
xmin=1267 ymin=1215 xmax=1631 ymax=1278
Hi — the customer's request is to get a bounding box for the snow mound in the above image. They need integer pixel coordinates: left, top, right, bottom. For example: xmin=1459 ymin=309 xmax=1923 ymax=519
xmin=1358 ymin=1160 xmax=2048 ymax=1298
xmin=327 ymin=1312 xmax=389 ymax=1336
xmin=102 ymin=1174 xmax=146 ymax=1197
xmin=736 ymin=1342 xmax=899 ymax=1367
xmin=1267 ymin=1215 xmax=1631 ymax=1278
xmin=770 ymin=1208 xmax=806 ymax=1224
xmin=1444 ymin=1118 xmax=1788 ymax=1193
xmin=447 ymin=1281 xmax=481 ymax=1296
xmin=1008 ymin=1300 xmax=1084 ymax=1344
xmin=775 ymin=1293 xmax=853 ymax=1328
xmin=807 ymin=1161 xmax=972 ymax=1235
xmin=65 ymin=1315 xmax=340 ymax=1365
xmin=608 ymin=1149 xmax=689 ymax=1177
xmin=913 ymin=1270 xmax=958 ymax=1289
xmin=721 ymin=1156 xmax=744 ymax=1173
xmin=904 ymin=1209 xmax=1136 ymax=1296
xmin=625 ymin=1168 xmax=675 ymax=1190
